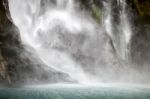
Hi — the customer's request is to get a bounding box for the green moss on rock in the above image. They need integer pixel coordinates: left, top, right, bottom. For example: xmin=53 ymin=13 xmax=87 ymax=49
xmin=91 ymin=4 xmax=102 ymax=23
xmin=79 ymin=0 xmax=102 ymax=24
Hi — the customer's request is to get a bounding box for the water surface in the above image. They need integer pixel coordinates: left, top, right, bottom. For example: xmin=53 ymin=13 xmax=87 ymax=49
xmin=0 ymin=84 xmax=150 ymax=99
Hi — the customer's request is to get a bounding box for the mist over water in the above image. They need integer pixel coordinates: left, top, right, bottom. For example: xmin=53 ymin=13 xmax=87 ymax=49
xmin=8 ymin=0 xmax=147 ymax=84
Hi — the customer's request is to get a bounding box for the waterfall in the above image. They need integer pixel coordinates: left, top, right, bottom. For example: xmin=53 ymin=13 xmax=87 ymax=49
xmin=8 ymin=0 xmax=99 ymax=84
xmin=119 ymin=0 xmax=132 ymax=61
xmin=104 ymin=0 xmax=132 ymax=61
xmin=8 ymin=0 xmax=133 ymax=84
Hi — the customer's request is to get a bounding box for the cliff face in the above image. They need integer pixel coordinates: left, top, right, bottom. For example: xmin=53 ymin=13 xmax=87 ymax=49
xmin=0 ymin=48 xmax=11 ymax=84
xmin=128 ymin=0 xmax=150 ymax=65
xmin=128 ymin=0 xmax=150 ymax=17
xmin=0 ymin=0 xmax=13 ymax=84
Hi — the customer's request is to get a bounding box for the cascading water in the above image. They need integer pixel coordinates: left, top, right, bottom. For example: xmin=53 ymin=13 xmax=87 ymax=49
xmin=104 ymin=0 xmax=132 ymax=61
xmin=119 ymin=0 xmax=132 ymax=61
xmin=8 ymin=0 xmax=133 ymax=84
xmin=8 ymin=0 xmax=99 ymax=84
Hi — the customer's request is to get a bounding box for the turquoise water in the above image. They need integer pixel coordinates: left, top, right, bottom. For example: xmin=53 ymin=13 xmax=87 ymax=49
xmin=0 ymin=85 xmax=150 ymax=99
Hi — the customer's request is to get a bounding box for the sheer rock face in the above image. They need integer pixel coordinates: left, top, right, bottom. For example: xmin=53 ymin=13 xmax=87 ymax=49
xmin=0 ymin=0 xmax=71 ymax=86
xmin=130 ymin=0 xmax=150 ymax=17
xmin=0 ymin=0 xmax=13 ymax=85
xmin=129 ymin=0 xmax=150 ymax=65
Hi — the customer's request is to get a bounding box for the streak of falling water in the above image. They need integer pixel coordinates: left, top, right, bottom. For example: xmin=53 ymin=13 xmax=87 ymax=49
xmin=103 ymin=2 xmax=112 ymax=37
xmin=104 ymin=0 xmax=132 ymax=61
xmin=119 ymin=0 xmax=132 ymax=61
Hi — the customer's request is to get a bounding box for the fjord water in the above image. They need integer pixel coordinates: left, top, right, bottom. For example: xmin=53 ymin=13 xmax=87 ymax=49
xmin=0 ymin=85 xmax=150 ymax=99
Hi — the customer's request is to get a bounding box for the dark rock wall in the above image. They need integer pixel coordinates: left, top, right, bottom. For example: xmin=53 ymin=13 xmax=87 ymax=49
xmin=0 ymin=0 xmax=15 ymax=85
xmin=129 ymin=0 xmax=150 ymax=65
